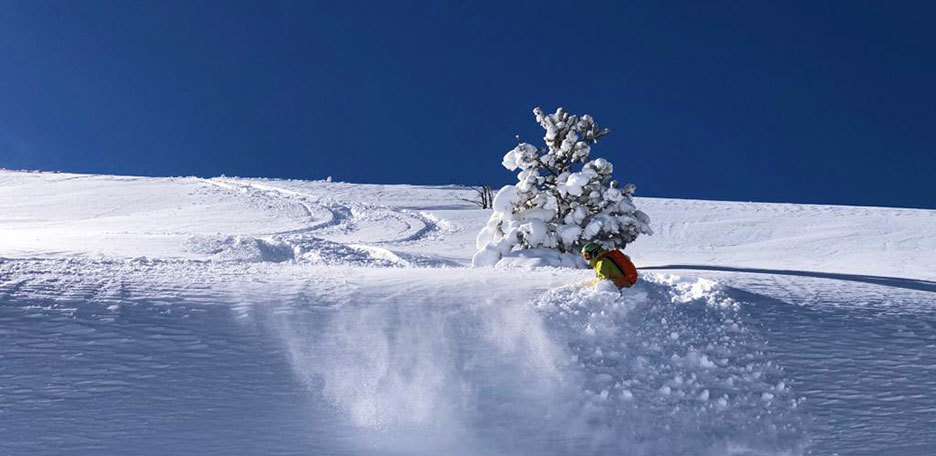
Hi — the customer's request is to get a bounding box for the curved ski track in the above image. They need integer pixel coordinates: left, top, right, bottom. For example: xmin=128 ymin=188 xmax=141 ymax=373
xmin=201 ymin=177 xmax=442 ymax=266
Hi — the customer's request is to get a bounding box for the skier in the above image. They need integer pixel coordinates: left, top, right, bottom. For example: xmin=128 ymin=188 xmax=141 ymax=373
xmin=581 ymin=243 xmax=638 ymax=289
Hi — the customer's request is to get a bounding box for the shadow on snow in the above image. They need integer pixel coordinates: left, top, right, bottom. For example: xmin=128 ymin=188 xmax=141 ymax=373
xmin=641 ymin=265 xmax=936 ymax=293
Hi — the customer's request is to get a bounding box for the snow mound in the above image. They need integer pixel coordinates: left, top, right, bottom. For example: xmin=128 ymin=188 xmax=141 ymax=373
xmin=532 ymin=274 xmax=805 ymax=454
xmin=291 ymin=236 xmax=406 ymax=267
xmin=491 ymin=248 xmax=587 ymax=269
xmin=185 ymin=235 xmax=295 ymax=263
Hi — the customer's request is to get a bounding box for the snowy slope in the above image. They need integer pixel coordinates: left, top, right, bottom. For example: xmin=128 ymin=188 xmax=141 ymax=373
xmin=631 ymin=197 xmax=936 ymax=282
xmin=1 ymin=169 xmax=934 ymax=456
xmin=3 ymin=170 xmax=933 ymax=278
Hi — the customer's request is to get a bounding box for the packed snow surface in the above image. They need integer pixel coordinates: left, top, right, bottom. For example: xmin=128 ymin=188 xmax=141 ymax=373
xmin=1 ymin=170 xmax=935 ymax=455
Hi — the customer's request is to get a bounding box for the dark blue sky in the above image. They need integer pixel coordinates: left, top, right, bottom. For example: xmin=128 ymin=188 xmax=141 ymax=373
xmin=1 ymin=1 xmax=934 ymax=208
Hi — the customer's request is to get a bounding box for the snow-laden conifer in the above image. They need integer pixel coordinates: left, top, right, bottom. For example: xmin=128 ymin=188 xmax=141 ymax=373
xmin=472 ymin=107 xmax=652 ymax=267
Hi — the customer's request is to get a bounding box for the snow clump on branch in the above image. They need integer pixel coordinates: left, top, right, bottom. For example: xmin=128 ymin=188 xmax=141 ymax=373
xmin=472 ymin=107 xmax=652 ymax=268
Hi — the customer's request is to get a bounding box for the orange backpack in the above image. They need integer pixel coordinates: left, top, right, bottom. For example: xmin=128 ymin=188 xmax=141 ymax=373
xmin=605 ymin=249 xmax=638 ymax=289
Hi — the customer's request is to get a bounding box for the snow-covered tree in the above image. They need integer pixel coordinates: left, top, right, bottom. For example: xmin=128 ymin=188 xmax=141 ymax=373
xmin=472 ymin=107 xmax=652 ymax=267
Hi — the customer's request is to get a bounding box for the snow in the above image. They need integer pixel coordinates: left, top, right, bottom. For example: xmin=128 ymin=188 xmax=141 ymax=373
xmin=562 ymin=169 xmax=593 ymax=196
xmin=491 ymin=184 xmax=520 ymax=213
xmin=470 ymin=244 xmax=501 ymax=268
xmin=520 ymin=218 xmax=548 ymax=245
xmin=492 ymin=248 xmax=586 ymax=269
xmin=1 ymin=169 xmax=935 ymax=455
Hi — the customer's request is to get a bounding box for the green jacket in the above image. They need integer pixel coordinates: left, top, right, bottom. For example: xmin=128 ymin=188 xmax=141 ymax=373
xmin=589 ymin=250 xmax=624 ymax=283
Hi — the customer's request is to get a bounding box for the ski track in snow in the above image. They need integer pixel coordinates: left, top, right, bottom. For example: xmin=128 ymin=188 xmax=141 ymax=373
xmin=207 ymin=177 xmax=442 ymax=245
xmin=194 ymin=177 xmax=447 ymax=267
xmin=1 ymin=170 xmax=935 ymax=455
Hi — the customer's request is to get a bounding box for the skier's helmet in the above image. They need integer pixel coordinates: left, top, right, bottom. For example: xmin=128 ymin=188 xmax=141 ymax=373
xmin=581 ymin=243 xmax=603 ymax=259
